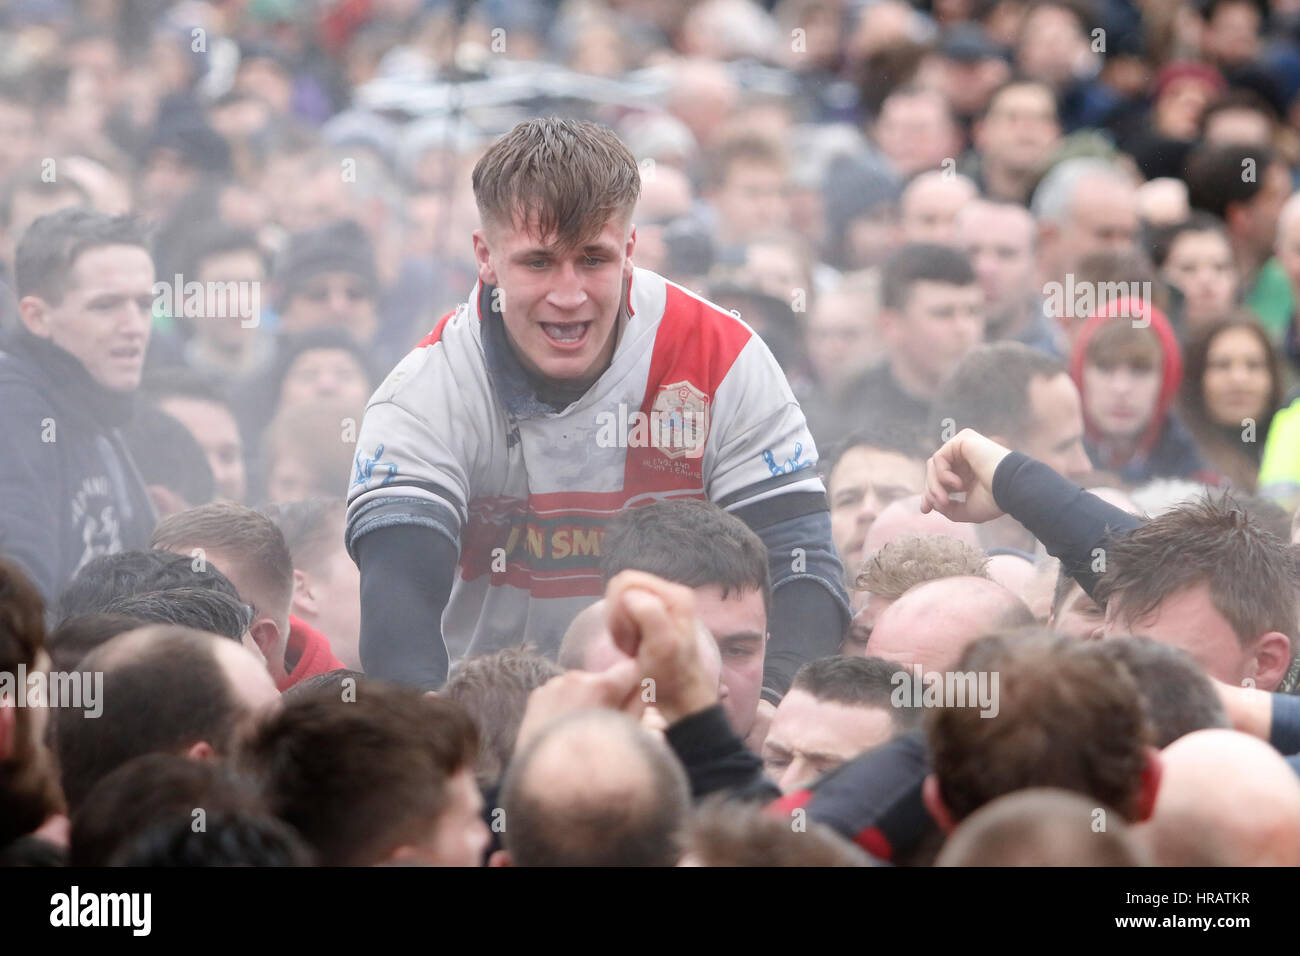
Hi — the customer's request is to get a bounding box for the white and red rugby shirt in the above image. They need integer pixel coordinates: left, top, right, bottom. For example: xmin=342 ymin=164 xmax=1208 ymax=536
xmin=346 ymin=267 xmax=831 ymax=662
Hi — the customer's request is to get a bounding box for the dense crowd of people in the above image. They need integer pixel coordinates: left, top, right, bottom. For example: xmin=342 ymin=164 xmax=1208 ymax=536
xmin=3 ymin=0 xmax=1300 ymax=870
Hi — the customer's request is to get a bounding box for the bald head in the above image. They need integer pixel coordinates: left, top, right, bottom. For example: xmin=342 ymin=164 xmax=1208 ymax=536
xmin=900 ymin=172 xmax=978 ymax=244
xmin=636 ymin=165 xmax=693 ymax=221
xmin=55 ymin=625 xmax=279 ymax=811
xmin=500 ymin=709 xmax=691 ymax=866
xmin=1140 ymin=729 xmax=1300 ymax=866
xmin=863 ymin=495 xmax=982 ymax=555
xmin=559 ymin=599 xmax=723 ymax=693
xmin=868 ymin=576 xmax=1034 ymax=672
xmin=937 ymin=788 xmax=1148 ymax=866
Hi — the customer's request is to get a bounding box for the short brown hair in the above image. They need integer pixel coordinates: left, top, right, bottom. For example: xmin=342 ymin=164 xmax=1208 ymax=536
xmin=791 ymin=655 xmax=923 ymax=732
xmin=441 ymin=648 xmax=563 ymax=788
xmin=601 ymin=499 xmax=772 ymax=619
xmin=935 ymin=788 xmax=1147 ymax=866
xmin=931 ymin=343 xmax=1067 ymax=444
xmin=703 ymin=130 xmax=788 ymax=191
xmin=236 ymin=682 xmax=478 ymax=866
xmin=472 ymin=117 xmax=640 ymax=246
xmin=1094 ymin=495 xmax=1300 ymax=648
xmin=854 ymin=535 xmax=990 ymax=598
xmin=56 ymin=626 xmax=250 ymax=811
xmin=685 ymin=797 xmax=870 ymax=866
xmin=261 ymin=400 xmax=362 ymax=504
xmin=928 ymin=631 xmax=1153 ymax=823
xmin=152 ymin=503 xmax=294 ymax=619
xmin=1084 ymin=319 xmax=1161 ymax=371
xmin=261 ymin=497 xmax=345 ymax=578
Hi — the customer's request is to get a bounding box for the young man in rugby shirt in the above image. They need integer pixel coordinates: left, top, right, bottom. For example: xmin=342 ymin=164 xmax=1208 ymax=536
xmin=347 ymin=117 xmax=849 ymax=696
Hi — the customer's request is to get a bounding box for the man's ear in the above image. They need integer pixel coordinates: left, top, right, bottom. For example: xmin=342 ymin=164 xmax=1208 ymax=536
xmin=1223 ymin=201 xmax=1247 ymax=239
xmin=1133 ymin=746 xmax=1162 ymax=823
xmin=145 ymin=485 xmax=189 ymax=519
xmin=386 ymin=843 xmax=432 ymax=866
xmin=1252 ymin=631 xmax=1292 ymax=692
xmin=17 ymin=295 xmax=52 ymax=337
xmin=488 ymin=848 xmax=512 ymax=867
xmin=624 ymin=224 xmax=637 ymax=277
xmin=185 ymin=740 xmax=216 ymax=761
xmin=0 ymin=701 xmax=16 ymax=761
xmin=472 ymin=228 xmax=499 ymax=287
xmin=248 ymin=618 xmax=285 ymax=680
xmin=291 ymin=569 xmax=317 ymax=617
xmin=922 ymin=773 xmax=957 ymax=834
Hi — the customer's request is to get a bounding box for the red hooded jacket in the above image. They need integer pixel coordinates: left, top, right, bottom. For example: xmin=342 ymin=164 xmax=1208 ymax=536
xmin=1068 ymin=297 xmax=1184 ymax=463
xmin=1068 ymin=297 xmax=1214 ymax=483
xmin=276 ymin=615 xmax=346 ymax=692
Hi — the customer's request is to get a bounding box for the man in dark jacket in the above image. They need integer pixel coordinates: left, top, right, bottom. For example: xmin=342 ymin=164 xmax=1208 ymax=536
xmin=0 ymin=208 xmax=157 ymax=603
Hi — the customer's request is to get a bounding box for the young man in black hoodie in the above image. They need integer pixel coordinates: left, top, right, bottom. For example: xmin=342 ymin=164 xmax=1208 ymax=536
xmin=0 ymin=208 xmax=157 ymax=603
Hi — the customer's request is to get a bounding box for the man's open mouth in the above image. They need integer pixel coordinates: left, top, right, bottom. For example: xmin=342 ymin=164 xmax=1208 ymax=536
xmin=541 ymin=322 xmax=590 ymax=346
xmin=110 ymin=346 xmax=142 ymax=360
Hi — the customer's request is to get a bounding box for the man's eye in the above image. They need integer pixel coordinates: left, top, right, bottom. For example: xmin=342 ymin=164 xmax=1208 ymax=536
xmin=584 ymin=257 xmax=605 ymax=267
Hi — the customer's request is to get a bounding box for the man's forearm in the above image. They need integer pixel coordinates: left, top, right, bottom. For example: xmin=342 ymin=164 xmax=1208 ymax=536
xmin=764 ymin=578 xmax=846 ymax=701
xmin=991 ymin=452 xmax=1142 ymax=597
xmin=355 ymin=524 xmax=458 ymax=690
xmin=665 ymin=703 xmax=780 ymax=803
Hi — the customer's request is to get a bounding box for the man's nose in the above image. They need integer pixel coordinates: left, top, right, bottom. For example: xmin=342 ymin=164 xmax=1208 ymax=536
xmin=547 ymin=263 xmax=587 ymax=310
xmin=780 ymin=757 xmax=813 ymax=795
xmin=328 ymin=288 xmax=352 ymax=313
xmin=124 ymin=302 xmax=152 ymax=338
xmin=1068 ymin=444 xmax=1092 ymax=478
xmin=858 ymin=490 xmax=881 ymax=526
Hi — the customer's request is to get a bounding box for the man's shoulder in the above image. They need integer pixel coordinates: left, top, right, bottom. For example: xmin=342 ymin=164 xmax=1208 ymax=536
xmin=0 ymin=347 xmax=53 ymax=410
xmin=376 ymin=304 xmax=489 ymax=398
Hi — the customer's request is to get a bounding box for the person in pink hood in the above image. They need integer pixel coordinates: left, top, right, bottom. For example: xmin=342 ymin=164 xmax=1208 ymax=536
xmin=1069 ymin=297 xmax=1216 ymax=484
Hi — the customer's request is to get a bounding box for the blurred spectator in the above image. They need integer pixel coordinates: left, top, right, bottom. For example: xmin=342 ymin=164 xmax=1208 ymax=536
xmin=145 ymin=371 xmax=249 ymax=504
xmin=1070 ymin=300 xmax=1212 ymax=482
xmin=835 ymin=242 xmax=984 ymax=436
xmin=954 ymin=199 xmax=1060 ymax=353
xmin=845 ymin=534 xmax=990 ymax=655
xmin=0 ymin=208 xmax=157 ymax=602
xmin=966 ymin=79 xmax=1062 ymax=203
xmin=898 ymin=170 xmax=977 ymax=244
xmin=1179 ymin=315 xmax=1284 ymax=490
xmin=262 ymin=498 xmax=362 ymax=671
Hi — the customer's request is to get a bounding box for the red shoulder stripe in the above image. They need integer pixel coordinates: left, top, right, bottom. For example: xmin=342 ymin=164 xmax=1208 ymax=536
xmin=415 ymin=309 xmax=456 ymax=349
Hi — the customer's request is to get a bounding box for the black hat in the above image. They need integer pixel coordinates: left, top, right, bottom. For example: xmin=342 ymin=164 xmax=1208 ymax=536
xmin=272 ymin=220 xmax=379 ymax=308
xmin=938 ymin=23 xmax=1004 ymax=64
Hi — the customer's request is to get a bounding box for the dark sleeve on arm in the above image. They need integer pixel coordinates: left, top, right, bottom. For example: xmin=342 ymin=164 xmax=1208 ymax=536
xmin=0 ymin=387 xmax=62 ymax=604
xmin=991 ymin=451 xmax=1143 ymax=597
xmin=1271 ymin=693 xmax=1300 ymax=756
xmin=355 ymin=524 xmax=457 ymax=690
xmin=665 ymin=704 xmax=781 ymax=803
xmin=730 ymin=490 xmax=851 ymax=701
